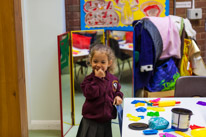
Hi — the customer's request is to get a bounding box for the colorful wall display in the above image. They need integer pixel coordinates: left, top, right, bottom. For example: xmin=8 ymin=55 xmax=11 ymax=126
xmin=81 ymin=0 xmax=169 ymax=31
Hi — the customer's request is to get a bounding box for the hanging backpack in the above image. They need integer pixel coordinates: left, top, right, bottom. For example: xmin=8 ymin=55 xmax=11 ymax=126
xmin=146 ymin=58 xmax=180 ymax=92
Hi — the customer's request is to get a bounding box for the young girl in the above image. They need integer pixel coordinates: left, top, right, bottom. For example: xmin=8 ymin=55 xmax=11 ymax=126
xmin=76 ymin=44 xmax=123 ymax=137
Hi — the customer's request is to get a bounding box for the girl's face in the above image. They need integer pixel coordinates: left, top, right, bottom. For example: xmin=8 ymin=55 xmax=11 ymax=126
xmin=91 ymin=51 xmax=112 ymax=72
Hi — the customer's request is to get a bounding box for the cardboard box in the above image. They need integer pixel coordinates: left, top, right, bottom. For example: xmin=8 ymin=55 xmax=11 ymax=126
xmin=144 ymin=89 xmax=174 ymax=97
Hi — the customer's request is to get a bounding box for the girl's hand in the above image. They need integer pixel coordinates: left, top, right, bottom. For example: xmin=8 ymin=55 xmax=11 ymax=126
xmin=94 ymin=68 xmax=105 ymax=78
xmin=113 ymin=96 xmax=122 ymax=105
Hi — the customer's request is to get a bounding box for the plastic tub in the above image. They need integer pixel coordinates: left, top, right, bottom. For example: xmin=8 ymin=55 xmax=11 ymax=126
xmin=171 ymin=108 xmax=193 ymax=131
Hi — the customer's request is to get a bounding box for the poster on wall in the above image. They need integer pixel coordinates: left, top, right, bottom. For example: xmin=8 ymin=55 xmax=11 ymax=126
xmin=81 ymin=0 xmax=169 ymax=31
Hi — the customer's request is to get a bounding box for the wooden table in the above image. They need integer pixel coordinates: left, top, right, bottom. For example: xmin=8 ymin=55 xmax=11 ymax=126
xmin=72 ymin=47 xmax=89 ymax=63
xmin=72 ymin=47 xmax=89 ymax=83
xmin=119 ymin=43 xmax=133 ymax=57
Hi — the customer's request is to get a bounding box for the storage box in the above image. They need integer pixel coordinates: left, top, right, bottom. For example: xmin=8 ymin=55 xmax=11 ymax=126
xmin=144 ymin=90 xmax=174 ymax=97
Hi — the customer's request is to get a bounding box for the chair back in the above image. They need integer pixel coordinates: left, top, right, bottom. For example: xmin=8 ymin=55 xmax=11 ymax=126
xmin=175 ymin=76 xmax=206 ymax=97
xmin=108 ymin=38 xmax=121 ymax=58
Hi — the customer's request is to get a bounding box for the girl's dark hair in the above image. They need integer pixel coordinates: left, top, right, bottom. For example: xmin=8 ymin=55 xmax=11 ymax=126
xmin=88 ymin=44 xmax=117 ymax=73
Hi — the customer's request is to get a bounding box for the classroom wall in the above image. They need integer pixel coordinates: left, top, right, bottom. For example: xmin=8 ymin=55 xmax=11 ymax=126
xmin=66 ymin=0 xmax=206 ymax=63
xmin=22 ymin=0 xmax=66 ymax=129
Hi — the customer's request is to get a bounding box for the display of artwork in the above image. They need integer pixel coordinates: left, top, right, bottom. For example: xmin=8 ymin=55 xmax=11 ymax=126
xmin=115 ymin=0 xmax=139 ymax=25
xmin=80 ymin=0 xmax=169 ymax=30
xmin=84 ymin=0 xmax=119 ymax=27
xmin=140 ymin=1 xmax=164 ymax=17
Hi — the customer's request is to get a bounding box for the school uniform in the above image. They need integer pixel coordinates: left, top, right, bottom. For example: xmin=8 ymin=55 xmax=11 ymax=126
xmin=76 ymin=71 xmax=123 ymax=137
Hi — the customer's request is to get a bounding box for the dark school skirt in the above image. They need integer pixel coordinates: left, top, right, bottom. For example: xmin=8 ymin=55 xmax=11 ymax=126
xmin=76 ymin=117 xmax=112 ymax=137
